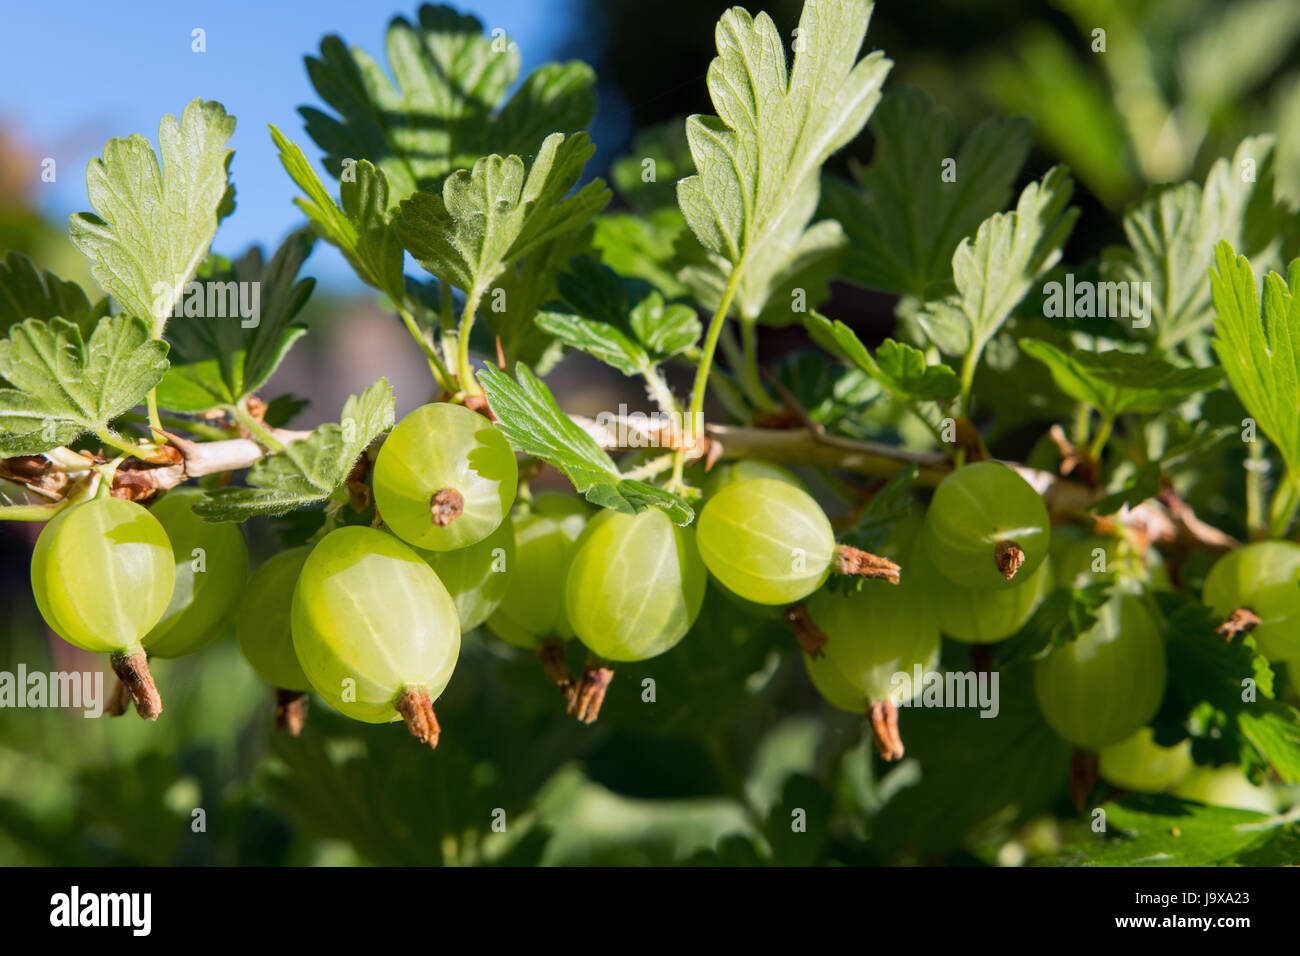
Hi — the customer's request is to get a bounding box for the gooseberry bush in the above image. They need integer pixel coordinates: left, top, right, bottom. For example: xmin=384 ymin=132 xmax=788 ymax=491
xmin=3 ymin=0 xmax=1300 ymax=867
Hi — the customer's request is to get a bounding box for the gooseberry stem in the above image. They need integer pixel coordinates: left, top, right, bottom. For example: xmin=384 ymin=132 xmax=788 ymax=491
xmin=537 ymin=638 xmax=575 ymax=698
xmin=275 ymin=689 xmax=307 ymax=736
xmin=110 ymin=650 xmax=162 ymax=720
xmin=867 ymin=700 xmax=904 ymax=761
xmin=457 ymin=284 xmax=488 ymax=397
xmin=677 ymin=264 xmax=745 ymax=482
xmin=568 ymin=659 xmax=614 ymax=724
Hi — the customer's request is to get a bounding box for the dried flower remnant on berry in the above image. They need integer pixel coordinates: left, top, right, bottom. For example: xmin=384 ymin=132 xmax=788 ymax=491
xmin=430 ymin=488 xmax=464 ymax=526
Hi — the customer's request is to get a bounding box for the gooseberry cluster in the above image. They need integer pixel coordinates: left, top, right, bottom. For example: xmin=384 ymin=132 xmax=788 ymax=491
xmin=26 ymin=395 xmax=1300 ymax=804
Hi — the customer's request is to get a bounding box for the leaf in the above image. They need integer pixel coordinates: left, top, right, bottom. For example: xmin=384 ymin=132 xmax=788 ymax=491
xmin=271 ymin=126 xmax=404 ymax=302
xmin=1090 ymin=462 xmax=1162 ymax=516
xmin=993 ymin=580 xmax=1114 ymax=669
xmin=156 ymin=230 xmax=316 ymax=412
xmin=395 ymin=132 xmax=609 ymax=298
xmin=1209 ymin=242 xmax=1300 ymax=472
xmin=1157 ymin=599 xmax=1300 ymax=782
xmin=536 ymin=257 xmax=700 ymax=375
xmin=823 ymin=86 xmax=1032 ymax=299
xmin=1051 ymin=795 xmax=1278 ymax=866
xmin=0 ymin=252 xmax=108 ymax=338
xmin=486 ymin=227 xmax=595 ymax=367
xmin=675 ymin=0 xmax=890 ymax=322
xmin=868 ymin=663 xmax=1072 ymax=857
xmin=805 ymin=311 xmax=958 ymax=404
xmin=69 ymin=99 xmax=236 ymax=337
xmin=193 ymin=379 xmax=394 ymax=520
xmin=300 ymin=4 xmax=596 ymax=205
xmin=477 ymin=363 xmax=693 ymax=524
xmin=535 ymin=311 xmax=646 ymax=377
xmin=1102 ymin=136 xmax=1286 ymax=350
xmin=0 ymin=315 xmax=169 ymax=455
xmin=917 ymin=167 xmax=1077 ymax=358
xmin=592 ymin=210 xmax=690 ymax=300
xmin=1019 ymin=338 xmax=1224 ymax=418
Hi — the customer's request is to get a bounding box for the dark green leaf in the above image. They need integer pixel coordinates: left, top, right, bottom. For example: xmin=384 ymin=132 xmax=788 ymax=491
xmin=301 ymin=4 xmax=596 ymax=204
xmin=157 ymin=230 xmax=316 ymax=411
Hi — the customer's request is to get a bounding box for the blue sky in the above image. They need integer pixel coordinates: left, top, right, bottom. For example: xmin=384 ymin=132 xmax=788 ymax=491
xmin=0 ymin=0 xmax=606 ymax=289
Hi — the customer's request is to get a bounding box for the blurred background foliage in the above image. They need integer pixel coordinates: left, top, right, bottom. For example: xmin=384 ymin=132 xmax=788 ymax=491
xmin=2 ymin=0 xmax=1300 ymax=866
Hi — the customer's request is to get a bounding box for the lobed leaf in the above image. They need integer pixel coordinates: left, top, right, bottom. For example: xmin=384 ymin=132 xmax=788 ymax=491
xmin=271 ymin=126 xmax=405 ymax=302
xmin=395 ymin=132 xmax=609 ymax=298
xmin=69 ymin=99 xmax=235 ymax=337
xmin=676 ymin=0 xmax=890 ymax=323
xmin=918 ymin=166 xmax=1077 ymax=358
xmin=0 ymin=315 xmax=169 ymax=455
xmin=0 ymin=252 xmax=109 ymax=338
xmin=1209 ymin=241 xmax=1300 ymax=473
xmin=300 ymin=3 xmax=596 ymax=204
xmin=823 ymin=87 xmax=1032 ymax=300
xmin=1019 ymin=338 xmax=1224 ymax=418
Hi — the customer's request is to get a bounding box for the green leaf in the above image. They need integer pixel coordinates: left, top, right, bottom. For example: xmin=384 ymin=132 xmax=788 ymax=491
xmin=300 ymin=4 xmax=596 ymax=204
xmin=477 ymin=363 xmax=693 ymax=524
xmin=1090 ymin=462 xmax=1162 ymax=516
xmin=592 ymin=210 xmax=690 ymax=300
xmin=1209 ymin=242 xmax=1300 ymax=473
xmin=156 ymin=230 xmax=316 ymax=412
xmin=1052 ymin=795 xmax=1278 ymax=866
xmin=1158 ymin=600 xmax=1300 ymax=781
xmin=868 ymin=663 xmax=1072 ymax=857
xmin=193 ymin=379 xmax=394 ymax=520
xmin=536 ymin=258 xmax=700 ymax=375
xmin=676 ymin=0 xmax=890 ymax=322
xmin=918 ymin=167 xmax=1077 ymax=358
xmin=1102 ymin=136 xmax=1285 ymax=349
xmin=485 ymin=227 xmax=595 ymax=367
xmin=805 ymin=311 xmax=958 ymax=404
xmin=535 ymin=311 xmax=646 ymax=377
xmin=69 ymin=99 xmax=236 ymax=337
xmin=395 ymin=132 xmax=609 ymax=298
xmin=1019 ymin=338 xmax=1224 ymax=417
xmin=0 ymin=315 xmax=169 ymax=455
xmin=823 ymin=86 xmax=1032 ymax=299
xmin=994 ymin=580 xmax=1114 ymax=669
xmin=271 ymin=126 xmax=404 ymax=302
xmin=0 ymin=252 xmax=109 ymax=338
